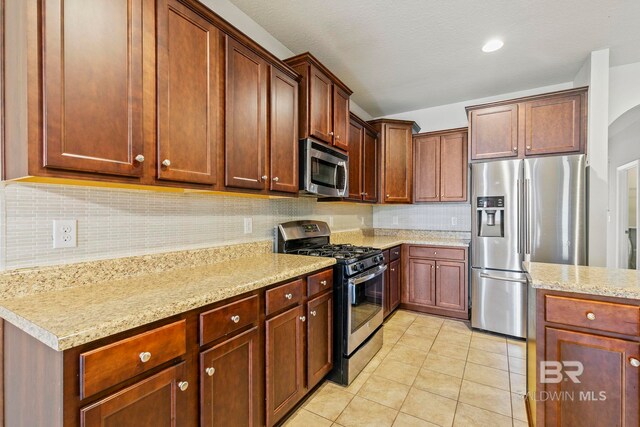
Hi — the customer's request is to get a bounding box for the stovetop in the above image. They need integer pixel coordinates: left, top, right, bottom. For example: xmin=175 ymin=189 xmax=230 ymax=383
xmin=292 ymin=244 xmax=380 ymax=262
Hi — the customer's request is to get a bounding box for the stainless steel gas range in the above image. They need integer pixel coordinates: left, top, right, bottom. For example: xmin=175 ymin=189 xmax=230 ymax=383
xmin=275 ymin=220 xmax=385 ymax=385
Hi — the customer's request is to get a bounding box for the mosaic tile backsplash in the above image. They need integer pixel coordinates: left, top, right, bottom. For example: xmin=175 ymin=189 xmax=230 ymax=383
xmin=0 ymin=183 xmax=373 ymax=270
xmin=373 ymin=203 xmax=472 ymax=232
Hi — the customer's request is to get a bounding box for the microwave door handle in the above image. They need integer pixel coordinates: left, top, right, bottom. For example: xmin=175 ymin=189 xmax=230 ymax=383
xmin=339 ymin=162 xmax=347 ymax=194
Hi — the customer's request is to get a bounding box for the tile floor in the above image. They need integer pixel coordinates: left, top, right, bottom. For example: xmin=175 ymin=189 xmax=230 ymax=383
xmin=284 ymin=310 xmax=528 ymax=427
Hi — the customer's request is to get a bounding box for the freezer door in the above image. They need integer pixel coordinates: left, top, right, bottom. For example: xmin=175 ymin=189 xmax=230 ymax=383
xmin=471 ymin=268 xmax=527 ymax=338
xmin=523 ymin=155 xmax=587 ymax=265
xmin=471 ymin=160 xmax=523 ymax=271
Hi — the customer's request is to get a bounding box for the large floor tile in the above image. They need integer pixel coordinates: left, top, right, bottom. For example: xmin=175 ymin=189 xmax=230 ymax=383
xmin=509 ymin=356 xmax=526 ymax=375
xmin=413 ymin=368 xmax=462 ymax=400
xmin=507 ymin=340 xmax=526 ymax=359
xmin=463 ymin=362 xmax=510 ymax=391
xmin=452 ymin=402 xmax=513 ymax=427
xmin=470 ymin=336 xmax=508 ymax=355
xmin=467 ymin=348 xmax=509 ymax=371
xmin=393 ymin=412 xmax=439 ymax=427
xmin=375 ymin=359 xmax=420 ymax=386
xmin=336 ymin=395 xmax=398 ymax=427
xmin=304 ymin=385 xmax=355 ymax=421
xmin=472 ymin=330 xmax=508 ymax=342
xmin=434 ymin=330 xmax=472 ymax=347
xmin=357 ymin=375 xmax=411 ymax=410
xmin=406 ymin=323 xmax=440 ymax=339
xmin=510 ymin=372 xmax=526 ymax=395
xmin=397 ymin=333 xmax=434 ymax=352
xmin=458 ymin=380 xmax=512 ymax=417
xmin=423 ymin=353 xmax=466 ymax=378
xmin=363 ymin=352 xmax=386 ymax=373
xmin=386 ymin=344 xmax=429 ymax=367
xmin=340 ymin=372 xmax=370 ymax=395
xmin=512 ymin=419 xmax=529 ymax=427
xmin=429 ymin=341 xmax=469 ymax=361
xmin=386 ymin=312 xmax=417 ymax=329
xmin=441 ymin=320 xmax=472 ymax=335
xmin=284 ymin=409 xmax=333 ymax=427
xmin=400 ymin=388 xmax=457 ymax=427
xmin=412 ymin=315 xmax=445 ymax=329
xmin=511 ymin=393 xmax=528 ymax=422
xmin=384 ymin=325 xmax=407 ymax=344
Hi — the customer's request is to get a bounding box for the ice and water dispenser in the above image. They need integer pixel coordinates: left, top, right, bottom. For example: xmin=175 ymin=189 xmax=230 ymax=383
xmin=476 ymin=196 xmax=504 ymax=237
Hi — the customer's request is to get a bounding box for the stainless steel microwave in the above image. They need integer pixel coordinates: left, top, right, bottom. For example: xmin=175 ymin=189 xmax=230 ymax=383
xmin=299 ymin=138 xmax=348 ymax=197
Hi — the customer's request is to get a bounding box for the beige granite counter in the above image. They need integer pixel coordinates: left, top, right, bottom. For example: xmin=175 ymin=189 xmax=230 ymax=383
xmin=332 ymin=229 xmax=470 ymax=249
xmin=525 ymin=262 xmax=640 ymax=300
xmin=0 ymin=254 xmax=334 ymax=351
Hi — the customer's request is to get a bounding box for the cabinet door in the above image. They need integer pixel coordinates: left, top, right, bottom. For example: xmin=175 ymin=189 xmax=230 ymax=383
xmin=157 ymin=0 xmax=221 ymax=185
xmin=307 ymin=291 xmax=333 ymax=390
xmin=362 ymin=129 xmax=378 ymax=203
xmin=404 ymin=259 xmax=436 ymax=307
xmin=308 ymin=65 xmax=333 ymax=144
xmin=384 ymin=124 xmax=413 ymax=203
xmin=333 ymin=87 xmax=350 ymax=151
xmin=201 ymin=327 xmax=260 ymax=427
xmin=346 ymin=120 xmax=363 ymax=201
xmin=42 ymin=0 xmax=148 ymax=176
xmin=266 ymin=305 xmax=305 ymax=427
xmin=544 ymin=328 xmax=640 ymax=427
xmin=524 ymin=94 xmax=582 ymax=156
xmin=383 ymin=267 xmax=391 ymax=317
xmin=80 ymin=363 xmax=188 ymax=427
xmin=440 ymin=132 xmax=468 ymax=202
xmin=435 ymin=261 xmax=466 ymax=312
xmin=414 ymin=135 xmax=440 ymax=202
xmin=388 ymin=259 xmax=401 ymax=312
xmin=470 ymin=105 xmax=519 ymax=160
xmin=225 ymin=38 xmax=268 ymax=190
xmin=270 ymin=68 xmax=299 ymax=193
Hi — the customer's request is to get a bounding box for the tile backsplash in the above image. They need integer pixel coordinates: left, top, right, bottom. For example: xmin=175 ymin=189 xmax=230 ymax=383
xmin=0 ymin=183 xmax=373 ymax=270
xmin=373 ymin=204 xmax=471 ymax=232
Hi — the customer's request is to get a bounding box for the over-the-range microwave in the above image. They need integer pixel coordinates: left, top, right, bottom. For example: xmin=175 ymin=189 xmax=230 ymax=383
xmin=299 ymin=138 xmax=349 ymax=197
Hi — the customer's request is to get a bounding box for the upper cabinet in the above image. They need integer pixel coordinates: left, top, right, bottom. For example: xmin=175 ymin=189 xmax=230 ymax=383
xmin=284 ymin=53 xmax=353 ymax=152
xmin=369 ymin=119 xmax=419 ymax=204
xmin=346 ymin=113 xmax=378 ymax=203
xmin=414 ymin=129 xmax=468 ymax=202
xmin=467 ymin=87 xmax=588 ymax=161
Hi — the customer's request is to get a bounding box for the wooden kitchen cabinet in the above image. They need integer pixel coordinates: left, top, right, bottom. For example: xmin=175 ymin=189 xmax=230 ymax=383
xmin=347 ymin=113 xmax=379 ymax=202
xmin=383 ymin=246 xmax=402 ymax=318
xmin=307 ymin=291 xmax=333 ymax=390
xmin=200 ymin=327 xmax=261 ymax=427
xmin=467 ymin=87 xmax=587 ymax=161
xmin=414 ymin=128 xmax=468 ymax=202
xmin=270 ymin=68 xmax=300 ymax=193
xmin=369 ymin=119 xmax=419 ymax=204
xmin=285 ymin=53 xmax=353 ymax=151
xmin=403 ymin=245 xmax=469 ymax=319
xmin=157 ymin=0 xmax=223 ymax=185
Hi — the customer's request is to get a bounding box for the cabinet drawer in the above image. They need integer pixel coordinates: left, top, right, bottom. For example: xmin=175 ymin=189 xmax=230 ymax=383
xmin=80 ymin=320 xmax=187 ymax=399
xmin=545 ymin=295 xmax=640 ymax=336
xmin=389 ymin=246 xmax=402 ymax=261
xmin=307 ymin=269 xmax=333 ymax=297
xmin=266 ymin=279 xmax=305 ymax=316
xmin=200 ymin=295 xmax=259 ymax=346
xmin=408 ymin=246 xmax=465 ymax=261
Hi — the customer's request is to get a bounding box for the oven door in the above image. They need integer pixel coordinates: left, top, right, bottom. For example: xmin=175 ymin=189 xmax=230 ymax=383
xmin=346 ymin=264 xmax=386 ymax=355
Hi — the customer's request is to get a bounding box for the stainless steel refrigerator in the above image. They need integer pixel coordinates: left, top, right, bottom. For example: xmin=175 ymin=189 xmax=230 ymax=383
xmin=471 ymin=155 xmax=587 ymax=338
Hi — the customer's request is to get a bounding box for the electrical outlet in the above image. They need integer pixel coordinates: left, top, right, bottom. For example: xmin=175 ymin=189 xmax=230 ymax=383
xmin=243 ymin=218 xmax=253 ymax=234
xmin=53 ymin=220 xmax=77 ymax=248
xmin=451 ymin=217 xmax=458 ymax=226
xmin=392 ymin=216 xmax=399 ymax=225
xmin=328 ymin=216 xmax=334 ymax=227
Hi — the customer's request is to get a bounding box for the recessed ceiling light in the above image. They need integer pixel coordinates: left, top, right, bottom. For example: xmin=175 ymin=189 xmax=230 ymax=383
xmin=482 ymin=39 xmax=504 ymax=53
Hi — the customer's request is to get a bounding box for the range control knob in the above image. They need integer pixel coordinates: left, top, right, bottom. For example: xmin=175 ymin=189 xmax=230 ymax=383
xmin=357 ymin=263 xmax=365 ymax=271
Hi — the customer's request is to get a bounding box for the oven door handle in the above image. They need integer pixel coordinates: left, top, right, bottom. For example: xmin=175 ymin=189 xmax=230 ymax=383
xmin=349 ymin=265 xmax=387 ymax=286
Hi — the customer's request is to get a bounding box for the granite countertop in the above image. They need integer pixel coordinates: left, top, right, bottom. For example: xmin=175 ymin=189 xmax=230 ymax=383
xmin=525 ymin=262 xmax=640 ymax=300
xmin=0 ymin=254 xmax=335 ymax=351
xmin=333 ymin=230 xmax=470 ymax=250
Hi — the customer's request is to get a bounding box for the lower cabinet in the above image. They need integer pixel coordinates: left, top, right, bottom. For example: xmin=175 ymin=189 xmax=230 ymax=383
xmin=307 ymin=291 xmax=333 ymax=389
xmin=383 ymin=246 xmax=402 ymax=318
xmin=200 ymin=327 xmax=260 ymax=426
xmin=80 ymin=363 xmax=189 ymax=427
xmin=402 ymin=245 xmax=469 ymax=319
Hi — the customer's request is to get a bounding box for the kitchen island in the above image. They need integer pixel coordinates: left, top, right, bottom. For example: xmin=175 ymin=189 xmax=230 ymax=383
xmin=525 ymin=262 xmax=640 ymax=427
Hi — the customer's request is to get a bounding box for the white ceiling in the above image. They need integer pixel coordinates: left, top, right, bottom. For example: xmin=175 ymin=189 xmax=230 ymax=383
xmin=228 ymin=0 xmax=640 ymax=117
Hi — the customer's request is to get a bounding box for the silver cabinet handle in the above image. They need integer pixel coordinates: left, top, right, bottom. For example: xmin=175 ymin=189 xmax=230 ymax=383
xmin=393 ymin=251 xmax=399 ymax=255
xmin=630 ymin=358 xmax=640 ymax=367
xmin=162 ymin=159 xmax=171 ymax=167
xmin=586 ymin=312 xmax=596 ymax=321
xmin=206 ymin=367 xmax=215 ymax=376
xmin=231 ymin=315 xmax=240 ymax=323
xmin=329 ymin=131 xmax=334 ymax=136
xmin=480 ymin=273 xmax=528 ymax=283
xmin=336 ymin=135 xmax=340 ymax=140
xmin=261 ymin=175 xmax=268 ymax=181
xmin=434 ymin=251 xmax=437 ymax=255
xmin=311 ymin=311 xmax=317 ymax=317
xmin=513 ymin=147 xmax=518 ymax=152
xmin=526 ymin=145 xmax=531 ymax=150
xmin=135 ymin=154 xmax=145 ymax=163
xmin=299 ymin=316 xmax=306 ymax=322
xmin=390 ymin=268 xmax=395 ymax=272
xmin=273 ymin=177 xmax=279 ymax=182
xmin=320 ymin=280 xmax=327 ymax=286
xmin=139 ymin=351 xmax=152 ymax=363
xmin=386 ymin=194 xmax=390 ymax=198
xmin=178 ymin=381 xmax=189 ymax=391
xmin=285 ymin=293 xmax=293 ymax=300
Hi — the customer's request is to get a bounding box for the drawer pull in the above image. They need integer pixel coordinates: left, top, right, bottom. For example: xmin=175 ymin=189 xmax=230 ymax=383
xmin=393 ymin=251 xmax=399 ymax=255
xmin=230 ymin=315 xmax=240 ymax=324
xmin=311 ymin=311 xmax=317 ymax=317
xmin=586 ymin=312 xmax=596 ymax=321
xmin=320 ymin=280 xmax=327 ymax=286
xmin=300 ymin=316 xmax=306 ymax=322
xmin=285 ymin=293 xmax=293 ymax=300
xmin=178 ymin=381 xmax=189 ymax=392
xmin=206 ymin=367 xmax=215 ymax=376
xmin=434 ymin=251 xmax=437 ymax=255
xmin=630 ymin=358 xmax=640 ymax=368
xmin=135 ymin=154 xmax=145 ymax=163
xmin=390 ymin=268 xmax=395 ymax=272
xmin=139 ymin=352 xmax=152 ymax=363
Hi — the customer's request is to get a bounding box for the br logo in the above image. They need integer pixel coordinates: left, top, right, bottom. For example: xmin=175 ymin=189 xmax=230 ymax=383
xmin=540 ymin=361 xmax=584 ymax=383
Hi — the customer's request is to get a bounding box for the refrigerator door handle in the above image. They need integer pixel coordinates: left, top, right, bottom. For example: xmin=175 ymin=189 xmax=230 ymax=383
xmin=479 ymin=272 xmax=528 ymax=283
xmin=524 ymin=178 xmax=531 ymax=255
xmin=516 ymin=179 xmax=521 ymax=254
